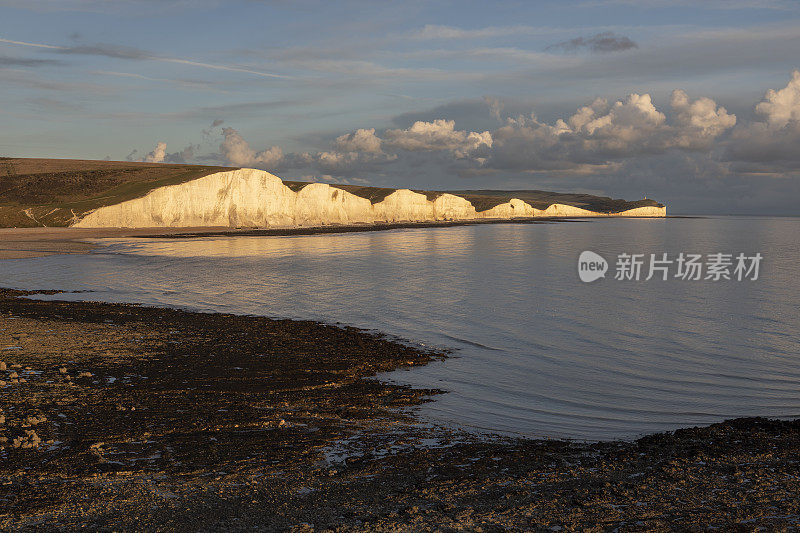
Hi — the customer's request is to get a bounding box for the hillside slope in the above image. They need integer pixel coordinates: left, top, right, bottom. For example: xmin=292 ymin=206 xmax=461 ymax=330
xmin=0 ymin=158 xmax=234 ymax=227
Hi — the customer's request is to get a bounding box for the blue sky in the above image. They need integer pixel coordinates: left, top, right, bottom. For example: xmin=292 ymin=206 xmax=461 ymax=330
xmin=2 ymin=0 xmax=800 ymax=214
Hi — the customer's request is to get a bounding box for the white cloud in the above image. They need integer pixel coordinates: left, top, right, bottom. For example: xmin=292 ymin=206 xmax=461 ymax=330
xmin=208 ymin=87 xmax=738 ymax=178
xmin=334 ymin=128 xmax=382 ymax=153
xmin=138 ymin=72 xmax=800 ymax=189
xmin=670 ymin=89 xmax=736 ymax=149
xmin=487 ymin=90 xmax=736 ymax=172
xmin=308 ymin=150 xmax=396 ymax=175
xmin=127 ymin=141 xmax=198 ymax=164
xmin=725 ymin=70 xmax=800 ymax=168
xmin=220 ymin=127 xmax=283 ymax=168
xmin=384 ymin=119 xmax=492 ymax=158
xmin=143 ymin=141 xmax=167 ymax=163
xmin=314 ymin=151 xmax=363 ymax=174
xmin=570 ymin=93 xmax=666 ymax=146
xmin=487 ymin=92 xmax=670 ymax=172
xmin=754 ymin=70 xmax=800 ymax=128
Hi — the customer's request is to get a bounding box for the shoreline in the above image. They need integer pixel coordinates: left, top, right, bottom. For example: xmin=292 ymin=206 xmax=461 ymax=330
xmin=0 ymin=216 xmax=671 ymax=260
xmin=1 ymin=288 xmax=798 ymax=530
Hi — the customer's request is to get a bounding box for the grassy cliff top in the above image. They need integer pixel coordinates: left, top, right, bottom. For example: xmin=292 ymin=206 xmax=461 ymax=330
xmin=0 ymin=158 xmax=234 ymax=209
xmin=0 ymin=159 xmax=661 ymax=227
xmin=0 ymin=158 xmax=235 ymax=227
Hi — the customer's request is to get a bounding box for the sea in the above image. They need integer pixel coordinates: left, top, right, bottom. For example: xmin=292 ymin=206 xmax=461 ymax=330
xmin=2 ymin=215 xmax=799 ymax=441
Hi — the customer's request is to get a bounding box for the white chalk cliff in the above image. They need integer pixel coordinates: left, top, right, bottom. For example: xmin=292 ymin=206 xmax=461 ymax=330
xmin=74 ymin=168 xmax=666 ymax=228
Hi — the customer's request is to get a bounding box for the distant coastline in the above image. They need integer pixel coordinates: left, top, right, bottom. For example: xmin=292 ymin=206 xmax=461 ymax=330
xmin=71 ymin=168 xmax=667 ymax=228
xmin=0 ymin=215 xmax=655 ymax=260
xmin=0 ymin=158 xmax=664 ymax=229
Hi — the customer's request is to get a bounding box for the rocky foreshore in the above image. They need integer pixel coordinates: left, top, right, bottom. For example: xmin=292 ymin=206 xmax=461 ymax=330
xmin=1 ymin=288 xmax=798 ymax=531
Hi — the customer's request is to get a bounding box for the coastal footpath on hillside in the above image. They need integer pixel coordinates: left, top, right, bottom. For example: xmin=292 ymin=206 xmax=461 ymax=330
xmin=0 ymin=158 xmax=664 ymax=229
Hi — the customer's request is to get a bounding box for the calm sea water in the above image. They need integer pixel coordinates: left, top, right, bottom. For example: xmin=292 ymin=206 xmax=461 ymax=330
xmin=2 ymin=216 xmax=799 ymax=440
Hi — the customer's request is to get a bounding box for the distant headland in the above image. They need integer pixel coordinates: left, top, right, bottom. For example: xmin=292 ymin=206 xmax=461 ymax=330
xmin=0 ymin=158 xmax=665 ymax=229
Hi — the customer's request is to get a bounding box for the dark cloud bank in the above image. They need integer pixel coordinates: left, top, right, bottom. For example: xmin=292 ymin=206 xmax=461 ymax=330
xmin=545 ymin=32 xmax=638 ymax=54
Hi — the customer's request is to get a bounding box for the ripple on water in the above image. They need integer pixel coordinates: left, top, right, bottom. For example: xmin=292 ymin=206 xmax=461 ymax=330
xmin=4 ymin=216 xmax=800 ymax=440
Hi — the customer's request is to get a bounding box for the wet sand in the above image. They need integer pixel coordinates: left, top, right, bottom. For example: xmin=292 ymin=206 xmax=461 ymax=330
xmin=0 ymin=227 xmax=232 ymax=259
xmin=0 ymin=222 xmax=562 ymax=260
xmin=5 ymin=218 xmax=680 ymax=259
xmin=1 ymin=288 xmax=799 ymax=531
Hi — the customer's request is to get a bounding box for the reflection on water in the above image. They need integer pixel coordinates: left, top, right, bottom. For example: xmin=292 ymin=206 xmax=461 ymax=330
xmin=3 ymin=216 xmax=800 ymax=440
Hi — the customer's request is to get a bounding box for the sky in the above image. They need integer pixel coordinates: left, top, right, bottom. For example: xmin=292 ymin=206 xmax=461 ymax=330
xmin=2 ymin=0 xmax=800 ymax=214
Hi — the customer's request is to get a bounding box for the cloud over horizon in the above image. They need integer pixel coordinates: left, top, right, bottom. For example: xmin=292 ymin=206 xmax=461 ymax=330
xmin=186 ymin=77 xmax=746 ymax=176
xmin=724 ymin=71 xmax=800 ymax=172
xmin=4 ymin=0 xmax=800 ymax=214
xmin=122 ymin=71 xmax=800 ymax=214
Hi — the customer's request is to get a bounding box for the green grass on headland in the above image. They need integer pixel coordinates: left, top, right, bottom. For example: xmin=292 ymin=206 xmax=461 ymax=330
xmin=0 ymin=158 xmax=235 ymax=227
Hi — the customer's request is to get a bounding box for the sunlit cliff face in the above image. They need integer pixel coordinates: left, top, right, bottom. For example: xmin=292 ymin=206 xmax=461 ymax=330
xmin=74 ymin=168 xmax=665 ymax=228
